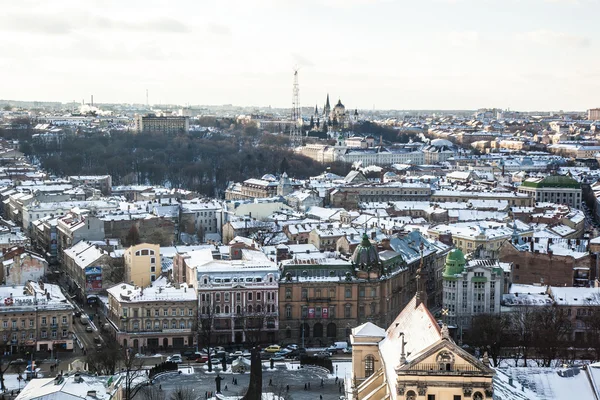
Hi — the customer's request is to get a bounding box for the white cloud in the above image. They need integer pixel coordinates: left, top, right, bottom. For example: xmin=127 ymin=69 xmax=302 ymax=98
xmin=519 ymin=30 xmax=591 ymax=48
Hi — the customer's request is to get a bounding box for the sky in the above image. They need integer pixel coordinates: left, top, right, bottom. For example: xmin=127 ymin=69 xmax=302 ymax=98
xmin=1 ymin=0 xmax=599 ymax=111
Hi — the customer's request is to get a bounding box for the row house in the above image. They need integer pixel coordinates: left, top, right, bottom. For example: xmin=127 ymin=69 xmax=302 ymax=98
xmin=175 ymin=248 xmax=280 ymax=345
xmin=62 ymin=241 xmax=115 ymax=302
xmin=106 ymin=279 xmax=197 ymax=353
xmin=0 ymin=281 xmax=74 ymax=354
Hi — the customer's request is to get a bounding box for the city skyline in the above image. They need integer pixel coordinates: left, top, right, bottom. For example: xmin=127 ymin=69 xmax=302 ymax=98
xmin=1 ymin=0 xmax=599 ymax=111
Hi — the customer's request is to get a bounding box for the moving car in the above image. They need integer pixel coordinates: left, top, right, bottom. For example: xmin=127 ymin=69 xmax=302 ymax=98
xmin=326 ymin=342 xmax=349 ymax=354
xmin=85 ymin=326 xmax=93 ymax=333
xmin=265 ymin=345 xmax=281 ymax=353
xmin=167 ymin=354 xmax=183 ymax=364
xmin=314 ymin=351 xmax=332 ymax=359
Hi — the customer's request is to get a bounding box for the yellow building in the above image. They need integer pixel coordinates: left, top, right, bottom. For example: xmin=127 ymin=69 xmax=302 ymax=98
xmin=124 ymin=243 xmax=161 ymax=287
xmin=350 ymin=295 xmax=494 ymax=400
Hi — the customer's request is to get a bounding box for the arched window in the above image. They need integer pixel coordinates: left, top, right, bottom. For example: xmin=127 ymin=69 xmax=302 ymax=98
xmin=327 ymin=323 xmax=337 ymax=338
xmin=248 ymin=305 xmax=253 ymax=313
xmin=314 ymin=323 xmax=323 ymax=338
xmin=225 ymin=306 xmax=230 ymax=314
xmin=473 ymin=392 xmax=483 ymax=400
xmin=236 ymin=305 xmax=241 ymax=314
xmin=256 ymin=305 xmax=262 ymax=313
xmin=406 ymin=390 xmax=416 ymax=400
xmin=216 ymin=306 xmax=221 ymax=314
xmin=286 ymin=328 xmax=292 ymax=338
xmin=364 ymin=355 xmax=375 ymax=378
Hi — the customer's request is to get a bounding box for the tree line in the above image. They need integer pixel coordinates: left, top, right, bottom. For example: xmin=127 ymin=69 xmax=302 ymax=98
xmin=464 ymin=304 xmax=598 ymax=367
xmin=18 ymin=130 xmax=350 ymax=198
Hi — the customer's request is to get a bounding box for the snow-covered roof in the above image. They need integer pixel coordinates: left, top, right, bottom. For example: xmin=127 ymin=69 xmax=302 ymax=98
xmin=107 ymin=277 xmax=196 ymax=303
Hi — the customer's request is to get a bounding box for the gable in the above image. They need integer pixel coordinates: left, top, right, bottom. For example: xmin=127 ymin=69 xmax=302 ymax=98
xmin=398 ymin=340 xmax=494 ymax=377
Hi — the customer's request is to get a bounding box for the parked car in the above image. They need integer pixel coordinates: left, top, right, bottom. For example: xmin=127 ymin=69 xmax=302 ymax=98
xmin=195 ymin=355 xmax=209 ymax=363
xmin=343 ymin=346 xmax=353 ymax=354
xmin=314 ymin=351 xmax=332 ymax=359
xmin=167 ymin=355 xmax=183 ymax=364
xmin=85 ymin=326 xmax=93 ymax=333
xmin=286 ymin=344 xmax=299 ymax=350
xmin=80 ymin=316 xmax=89 ymax=325
xmin=265 ymin=345 xmax=281 ymax=353
xmin=274 ymin=349 xmax=291 ymax=358
xmin=326 ymin=342 xmax=349 ymax=354
xmin=270 ymin=355 xmax=285 ymax=362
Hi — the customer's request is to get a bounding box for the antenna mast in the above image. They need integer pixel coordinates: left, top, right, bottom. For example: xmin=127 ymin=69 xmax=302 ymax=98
xmin=290 ymin=68 xmax=302 ymax=146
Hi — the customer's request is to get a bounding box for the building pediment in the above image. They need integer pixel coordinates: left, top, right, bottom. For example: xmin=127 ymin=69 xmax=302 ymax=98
xmin=396 ymin=339 xmax=494 ymax=377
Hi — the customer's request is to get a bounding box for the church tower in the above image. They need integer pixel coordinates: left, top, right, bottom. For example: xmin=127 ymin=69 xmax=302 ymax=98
xmin=277 ymin=172 xmax=293 ymax=197
xmin=323 ymin=94 xmax=331 ymax=119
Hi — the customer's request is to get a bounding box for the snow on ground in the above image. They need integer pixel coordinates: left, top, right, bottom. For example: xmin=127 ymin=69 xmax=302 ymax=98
xmin=209 ymin=394 xmax=285 ymax=400
xmin=2 ymin=374 xmax=30 ymax=391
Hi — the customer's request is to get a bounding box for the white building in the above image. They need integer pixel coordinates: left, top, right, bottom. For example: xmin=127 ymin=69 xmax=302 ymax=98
xmin=442 ymin=249 xmax=508 ymax=333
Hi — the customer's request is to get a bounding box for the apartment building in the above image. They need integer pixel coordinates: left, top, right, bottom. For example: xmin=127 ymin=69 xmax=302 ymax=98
xmin=106 ymin=279 xmax=197 ymax=353
xmin=124 ymin=243 xmax=161 ymax=287
xmin=134 ymin=114 xmax=189 ymax=135
xmin=175 ymin=248 xmax=280 ymax=345
xmin=62 ymin=241 xmax=115 ymax=302
xmin=0 ymin=281 xmax=74 ymax=354
xmin=518 ymin=175 xmax=582 ymax=209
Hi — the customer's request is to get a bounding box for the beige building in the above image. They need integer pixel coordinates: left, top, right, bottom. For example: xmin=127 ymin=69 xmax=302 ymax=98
xmin=0 ymin=281 xmax=74 ymax=354
xmin=106 ymin=279 xmax=197 ymax=353
xmin=350 ymin=295 xmax=494 ymax=400
xmin=124 ymin=243 xmax=161 ymax=287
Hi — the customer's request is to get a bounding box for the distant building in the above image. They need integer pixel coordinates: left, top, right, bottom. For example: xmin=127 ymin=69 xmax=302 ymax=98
xmin=134 ymin=114 xmax=189 ymax=135
xmin=124 ymin=243 xmax=161 ymax=287
xmin=518 ymin=175 xmax=582 ymax=209
xmin=589 ymin=108 xmax=600 ymax=120
xmin=62 ymin=241 xmax=115 ymax=302
xmin=68 ymin=175 xmax=112 ymax=195
xmin=0 ymin=247 xmax=47 ymax=285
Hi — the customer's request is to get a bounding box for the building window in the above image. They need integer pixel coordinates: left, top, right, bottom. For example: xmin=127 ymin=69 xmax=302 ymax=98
xmin=256 ymin=292 xmax=261 ymax=301
xmin=359 ymin=288 xmax=365 ymax=298
xmin=345 ymin=304 xmax=352 ymax=318
xmin=151 ymin=266 xmax=156 ymax=272
xmin=345 ymin=288 xmax=351 ymax=298
xmin=427 ymin=396 xmax=436 ymax=400
xmin=364 ymin=355 xmax=375 ymax=378
xmin=215 ymin=293 xmax=221 ymax=302
xmin=301 ymin=289 xmax=308 ymax=300
xmin=150 ymin=257 xmax=155 ymax=264
xmin=286 ymin=305 xmax=292 ymax=319
xmin=248 ymin=292 xmax=253 ymax=301
xmin=285 ymin=288 xmax=292 ymax=300
xmin=236 ymin=293 xmax=241 ymax=302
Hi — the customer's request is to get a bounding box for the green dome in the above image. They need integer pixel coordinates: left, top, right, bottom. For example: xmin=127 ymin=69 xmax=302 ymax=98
xmin=352 ymin=233 xmax=379 ymax=268
xmin=443 ymin=248 xmax=466 ymax=278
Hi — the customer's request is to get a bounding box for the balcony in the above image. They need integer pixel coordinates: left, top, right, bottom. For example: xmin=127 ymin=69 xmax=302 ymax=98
xmin=403 ymin=363 xmax=482 ymax=375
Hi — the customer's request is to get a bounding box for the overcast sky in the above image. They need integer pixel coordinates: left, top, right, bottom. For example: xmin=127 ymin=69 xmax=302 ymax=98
xmin=1 ymin=0 xmax=599 ymax=111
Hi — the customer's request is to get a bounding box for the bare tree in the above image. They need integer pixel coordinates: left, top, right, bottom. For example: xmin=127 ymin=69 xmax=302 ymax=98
xmin=533 ymin=305 xmax=572 ymax=367
xmin=506 ymin=305 xmax=537 ymax=367
xmin=140 ymin=385 xmax=164 ymax=400
xmin=121 ymin=348 xmax=148 ymax=400
xmin=199 ymin=296 xmax=216 ymax=372
xmin=0 ymin=359 xmax=13 ymax=392
xmin=169 ymin=386 xmax=197 ymax=400
xmin=86 ymin=335 xmax=122 ymax=375
xmin=464 ymin=313 xmax=510 ymax=367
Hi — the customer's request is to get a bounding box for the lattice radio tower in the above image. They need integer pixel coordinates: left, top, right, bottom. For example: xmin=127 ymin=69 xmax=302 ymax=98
xmin=290 ymin=68 xmax=302 ymax=146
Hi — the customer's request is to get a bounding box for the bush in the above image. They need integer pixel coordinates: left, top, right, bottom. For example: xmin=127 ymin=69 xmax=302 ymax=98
xmin=148 ymin=361 xmax=178 ymax=378
xmin=300 ymin=355 xmax=333 ymax=373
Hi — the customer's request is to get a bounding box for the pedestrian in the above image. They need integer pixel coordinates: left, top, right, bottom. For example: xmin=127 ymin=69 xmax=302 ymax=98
xmin=225 ymin=384 xmax=228 ymax=391
xmin=335 ymin=376 xmax=338 ymax=383
xmin=205 ymin=392 xmax=208 ymax=399
xmin=159 ymin=385 xmax=162 ymax=390
xmin=339 ymin=386 xmax=342 ymax=393
xmin=232 ymin=377 xmax=235 ymax=383
xmin=308 ymin=382 xmax=311 ymax=390
xmin=304 ymin=383 xmax=307 ymax=390
xmin=321 ymin=378 xmax=324 ymax=387
xmin=320 ymin=395 xmax=323 ymax=400
xmin=286 ymin=385 xmax=289 ymax=392
xmin=269 ymin=378 xmax=272 ymax=386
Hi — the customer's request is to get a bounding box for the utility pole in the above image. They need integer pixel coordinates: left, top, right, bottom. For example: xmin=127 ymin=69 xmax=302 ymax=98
xmin=290 ymin=68 xmax=302 ymax=146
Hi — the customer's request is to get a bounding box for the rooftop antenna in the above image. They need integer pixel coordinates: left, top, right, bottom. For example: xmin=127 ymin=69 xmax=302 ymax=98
xmin=290 ymin=67 xmax=302 ymax=147
xmin=146 ymin=89 xmax=149 ymax=108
